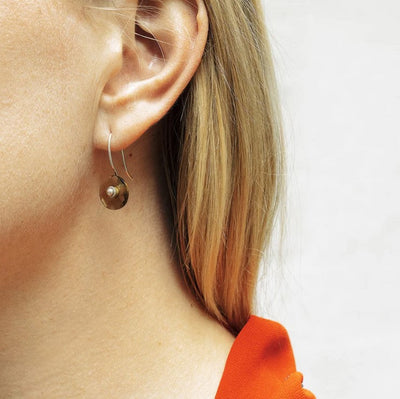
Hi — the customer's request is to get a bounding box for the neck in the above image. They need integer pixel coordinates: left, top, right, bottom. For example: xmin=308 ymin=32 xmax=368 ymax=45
xmin=0 ymin=131 xmax=234 ymax=398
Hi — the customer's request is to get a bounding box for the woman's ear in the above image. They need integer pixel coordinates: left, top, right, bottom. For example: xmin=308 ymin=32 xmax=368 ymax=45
xmin=93 ymin=0 xmax=208 ymax=151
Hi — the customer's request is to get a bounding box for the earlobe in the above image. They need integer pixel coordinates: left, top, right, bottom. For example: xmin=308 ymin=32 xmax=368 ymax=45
xmin=93 ymin=0 xmax=208 ymax=152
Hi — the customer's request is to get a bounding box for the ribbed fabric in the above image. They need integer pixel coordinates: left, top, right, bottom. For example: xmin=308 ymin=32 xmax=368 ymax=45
xmin=215 ymin=316 xmax=315 ymax=399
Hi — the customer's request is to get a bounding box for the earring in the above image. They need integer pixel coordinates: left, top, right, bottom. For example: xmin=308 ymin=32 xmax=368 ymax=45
xmin=99 ymin=132 xmax=133 ymax=210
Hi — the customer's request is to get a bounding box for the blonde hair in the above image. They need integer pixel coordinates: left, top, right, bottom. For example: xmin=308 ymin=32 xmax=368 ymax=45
xmin=88 ymin=0 xmax=284 ymax=335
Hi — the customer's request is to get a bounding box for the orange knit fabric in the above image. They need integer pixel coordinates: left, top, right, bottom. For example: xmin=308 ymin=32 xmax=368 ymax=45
xmin=215 ymin=316 xmax=315 ymax=399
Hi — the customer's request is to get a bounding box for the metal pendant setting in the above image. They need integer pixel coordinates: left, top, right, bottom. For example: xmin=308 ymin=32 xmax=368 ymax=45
xmin=99 ymin=174 xmax=129 ymax=210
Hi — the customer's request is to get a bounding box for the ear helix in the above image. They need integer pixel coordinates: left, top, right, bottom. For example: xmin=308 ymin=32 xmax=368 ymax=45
xmin=99 ymin=132 xmax=133 ymax=210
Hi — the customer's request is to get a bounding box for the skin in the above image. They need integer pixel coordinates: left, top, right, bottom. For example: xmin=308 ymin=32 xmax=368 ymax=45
xmin=0 ymin=1 xmax=234 ymax=398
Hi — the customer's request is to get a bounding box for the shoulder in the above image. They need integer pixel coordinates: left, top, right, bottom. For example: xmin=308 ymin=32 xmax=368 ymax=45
xmin=215 ymin=316 xmax=315 ymax=399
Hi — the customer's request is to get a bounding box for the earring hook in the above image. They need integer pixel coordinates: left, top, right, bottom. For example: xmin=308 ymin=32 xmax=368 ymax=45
xmin=107 ymin=132 xmax=133 ymax=180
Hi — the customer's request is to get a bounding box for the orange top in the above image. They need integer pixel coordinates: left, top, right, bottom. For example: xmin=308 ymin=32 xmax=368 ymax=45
xmin=215 ymin=316 xmax=315 ymax=399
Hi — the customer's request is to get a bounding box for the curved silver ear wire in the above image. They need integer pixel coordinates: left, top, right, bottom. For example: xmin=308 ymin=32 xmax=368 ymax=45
xmin=107 ymin=132 xmax=118 ymax=175
xmin=107 ymin=132 xmax=133 ymax=180
xmin=121 ymin=148 xmax=134 ymax=181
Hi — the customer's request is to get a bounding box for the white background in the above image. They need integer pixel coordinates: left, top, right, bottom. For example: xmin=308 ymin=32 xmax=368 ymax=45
xmin=258 ymin=1 xmax=400 ymax=398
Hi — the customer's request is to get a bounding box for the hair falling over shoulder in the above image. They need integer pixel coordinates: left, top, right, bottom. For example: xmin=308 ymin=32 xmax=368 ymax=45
xmin=88 ymin=0 xmax=285 ymax=335
xmin=162 ymin=1 xmax=285 ymax=334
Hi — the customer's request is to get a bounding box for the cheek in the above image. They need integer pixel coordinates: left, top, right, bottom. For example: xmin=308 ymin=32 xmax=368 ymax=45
xmin=0 ymin=3 xmax=101 ymax=240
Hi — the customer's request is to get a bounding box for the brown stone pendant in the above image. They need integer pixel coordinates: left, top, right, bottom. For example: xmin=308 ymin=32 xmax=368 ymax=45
xmin=99 ymin=174 xmax=129 ymax=210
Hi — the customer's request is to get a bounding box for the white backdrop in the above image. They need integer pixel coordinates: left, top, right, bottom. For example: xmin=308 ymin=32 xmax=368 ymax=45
xmin=258 ymin=1 xmax=400 ymax=398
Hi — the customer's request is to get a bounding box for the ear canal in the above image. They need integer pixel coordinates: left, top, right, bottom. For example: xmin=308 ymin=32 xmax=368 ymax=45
xmin=134 ymin=21 xmax=166 ymax=76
